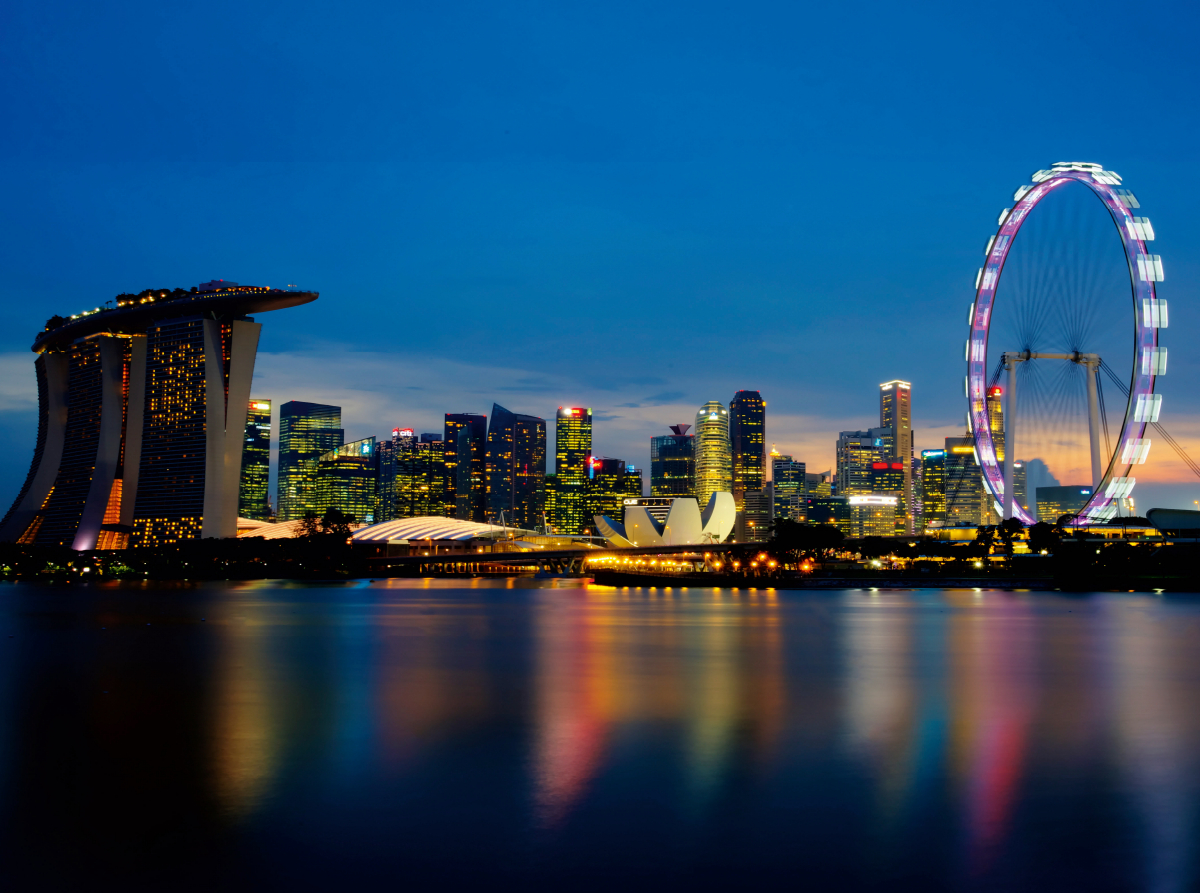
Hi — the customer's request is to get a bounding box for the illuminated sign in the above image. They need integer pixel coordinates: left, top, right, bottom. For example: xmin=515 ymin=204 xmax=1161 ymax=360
xmin=398 ymin=428 xmax=414 ymax=437
xmin=989 ymin=386 xmax=1003 ymax=397
xmin=361 ymin=443 xmax=372 ymax=455
xmin=251 ymin=402 xmax=270 ymax=411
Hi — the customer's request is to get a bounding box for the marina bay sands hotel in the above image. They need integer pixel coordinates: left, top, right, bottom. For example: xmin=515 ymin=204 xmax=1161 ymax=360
xmin=0 ymin=282 xmax=317 ymax=550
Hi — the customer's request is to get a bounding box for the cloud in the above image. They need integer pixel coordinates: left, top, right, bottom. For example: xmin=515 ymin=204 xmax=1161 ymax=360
xmin=0 ymin=353 xmax=38 ymax=412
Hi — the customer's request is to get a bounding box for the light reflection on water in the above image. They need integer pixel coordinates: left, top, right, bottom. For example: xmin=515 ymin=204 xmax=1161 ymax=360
xmin=1 ymin=580 xmax=1199 ymax=891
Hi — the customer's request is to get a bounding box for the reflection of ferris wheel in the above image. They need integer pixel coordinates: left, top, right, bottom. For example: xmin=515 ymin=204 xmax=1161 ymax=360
xmin=966 ymin=162 xmax=1165 ymax=524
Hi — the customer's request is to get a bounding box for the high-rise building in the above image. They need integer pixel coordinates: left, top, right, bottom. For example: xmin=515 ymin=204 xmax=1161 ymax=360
xmin=1036 ymin=486 xmax=1093 ymax=523
xmin=373 ymin=434 xmax=399 ymax=523
xmin=316 ymin=437 xmax=377 ymax=523
xmin=694 ymin=401 xmax=732 ymax=509
xmin=0 ymin=282 xmax=317 ymax=549
xmin=729 ymin=391 xmax=765 ymax=510
xmin=920 ymin=449 xmax=946 ymax=530
xmin=806 ymin=471 xmax=833 ymax=497
xmin=650 ymin=424 xmax=695 ymax=497
xmin=805 ymin=495 xmax=852 ymax=536
xmin=879 ymin=380 xmax=914 ymax=533
xmin=238 ymin=399 xmax=272 ymax=521
xmin=585 ymin=457 xmax=642 ymax=529
xmin=1014 ymin=461 xmax=1028 ymax=514
xmin=444 ymin=413 xmax=487 ymax=521
xmin=836 ymin=429 xmax=887 ymax=497
xmin=850 ymin=495 xmax=898 ymax=537
xmin=485 ymin=403 xmax=546 ymax=529
xmin=553 ymin=407 xmax=592 ymax=535
xmin=771 ymin=454 xmax=806 ymax=522
xmin=944 ymin=435 xmax=985 ymax=526
xmin=278 ymin=401 xmax=343 ymax=521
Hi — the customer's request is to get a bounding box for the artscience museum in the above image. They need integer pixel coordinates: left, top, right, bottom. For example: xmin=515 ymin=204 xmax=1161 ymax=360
xmin=593 ymin=493 xmax=736 ymax=547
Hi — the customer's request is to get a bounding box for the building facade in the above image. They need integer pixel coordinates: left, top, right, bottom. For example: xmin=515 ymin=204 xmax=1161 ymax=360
xmin=485 ymin=403 xmax=546 ymax=529
xmin=553 ymin=407 xmax=592 ymax=535
xmin=944 ymin=435 xmax=985 ymax=526
xmin=238 ymin=398 xmax=272 ymax=521
xmin=316 ymin=437 xmax=377 ymax=523
xmin=650 ymin=424 xmax=695 ymax=497
xmin=694 ymin=401 xmax=732 ymax=510
xmin=278 ymin=401 xmax=343 ymax=522
xmin=444 ymin=413 xmax=487 ymax=521
xmin=1036 ymin=486 xmax=1093 ymax=523
xmin=585 ymin=457 xmax=642 ymax=530
xmin=771 ymin=454 xmax=806 ymax=523
xmin=878 ymin=380 xmax=914 ymax=532
xmin=0 ymin=282 xmax=317 ymax=549
xmin=836 ymin=429 xmax=887 ymax=497
xmin=729 ymin=390 xmax=765 ymax=510
xmin=920 ymin=449 xmax=946 ymax=530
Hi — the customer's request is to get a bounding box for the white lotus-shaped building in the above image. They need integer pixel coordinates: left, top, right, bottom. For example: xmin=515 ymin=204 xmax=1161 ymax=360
xmin=594 ymin=493 xmax=735 ymax=547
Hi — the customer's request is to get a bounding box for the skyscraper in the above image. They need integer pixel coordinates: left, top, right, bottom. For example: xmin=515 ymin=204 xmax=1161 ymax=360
xmin=278 ymin=401 xmax=343 ymax=521
xmin=729 ymin=391 xmax=766 ymax=510
xmin=836 ymin=429 xmax=887 ymax=497
xmin=945 ymin=435 xmax=985 ymax=526
xmin=771 ymin=454 xmax=806 ymax=522
xmin=650 ymin=424 xmax=695 ymax=497
xmin=238 ymin=398 xmax=271 ymax=521
xmin=553 ymin=407 xmax=592 ymax=535
xmin=0 ymin=283 xmax=317 ymax=549
xmin=444 ymin=413 xmax=487 ymax=521
xmin=585 ymin=457 xmax=642 ymax=529
xmin=879 ymin=380 xmax=914 ymax=533
xmin=920 ymin=449 xmax=946 ymax=530
xmin=316 ymin=437 xmax=377 ymax=523
xmin=485 ymin=403 xmax=546 ymax=529
xmin=694 ymin=401 xmax=732 ymax=509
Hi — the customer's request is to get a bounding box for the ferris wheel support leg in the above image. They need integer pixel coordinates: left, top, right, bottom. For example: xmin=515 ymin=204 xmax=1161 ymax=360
xmin=1003 ymin=356 xmax=1017 ymax=520
xmin=1085 ymin=358 xmax=1103 ymax=489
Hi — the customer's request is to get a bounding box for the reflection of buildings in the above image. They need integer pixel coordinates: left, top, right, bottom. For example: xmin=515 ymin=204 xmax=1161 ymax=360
xmin=0 ymin=283 xmax=316 ymax=548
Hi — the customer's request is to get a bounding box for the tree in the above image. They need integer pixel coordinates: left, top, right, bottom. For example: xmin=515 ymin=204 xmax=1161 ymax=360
xmin=1027 ymin=521 xmax=1060 ymax=555
xmin=997 ymin=517 xmax=1025 ymax=557
xmin=299 ymin=511 xmax=322 ymax=538
xmin=320 ymin=508 xmax=355 ymax=539
xmin=769 ymin=519 xmax=845 ymax=567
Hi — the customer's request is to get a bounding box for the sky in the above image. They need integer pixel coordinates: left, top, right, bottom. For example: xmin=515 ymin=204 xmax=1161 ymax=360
xmin=2 ymin=0 xmax=1199 ymax=511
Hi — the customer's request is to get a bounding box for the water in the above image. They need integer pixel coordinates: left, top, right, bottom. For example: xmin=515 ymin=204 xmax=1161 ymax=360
xmin=2 ymin=579 xmax=1199 ymax=892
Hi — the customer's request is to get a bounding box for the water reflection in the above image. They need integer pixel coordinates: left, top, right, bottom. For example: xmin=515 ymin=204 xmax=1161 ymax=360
xmin=1 ymin=582 xmax=1199 ymax=891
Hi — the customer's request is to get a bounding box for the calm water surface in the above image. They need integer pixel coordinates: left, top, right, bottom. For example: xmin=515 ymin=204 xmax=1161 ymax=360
xmin=2 ymin=579 xmax=1199 ymax=892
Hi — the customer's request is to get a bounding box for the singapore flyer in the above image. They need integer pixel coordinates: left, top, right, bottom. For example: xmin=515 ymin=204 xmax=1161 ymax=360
xmin=966 ymin=161 xmax=1165 ymax=525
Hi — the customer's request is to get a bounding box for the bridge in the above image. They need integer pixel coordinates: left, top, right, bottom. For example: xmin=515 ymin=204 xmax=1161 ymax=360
xmin=362 ymin=541 xmax=750 ymax=576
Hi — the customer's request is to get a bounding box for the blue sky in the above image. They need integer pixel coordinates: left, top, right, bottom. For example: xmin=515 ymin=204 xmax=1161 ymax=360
xmin=2 ymin=0 xmax=1199 ymax=509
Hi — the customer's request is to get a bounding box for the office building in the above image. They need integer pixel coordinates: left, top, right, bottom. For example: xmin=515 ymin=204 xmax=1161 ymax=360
xmin=729 ymin=391 xmax=765 ymax=509
xmin=650 ymin=424 xmax=695 ymax=497
xmin=374 ymin=434 xmax=399 ymax=523
xmin=836 ymin=429 xmax=887 ymax=497
xmin=695 ymin=401 xmax=732 ymax=509
xmin=585 ymin=457 xmax=642 ymax=531
xmin=944 ymin=435 xmax=985 ymax=526
xmin=278 ymin=401 xmax=343 ymax=521
xmin=879 ymin=380 xmax=914 ymax=533
xmin=772 ymin=454 xmax=807 ymax=522
xmin=238 ymin=399 xmax=272 ymax=521
xmin=553 ymin=407 xmax=592 ymax=535
xmin=0 ymin=282 xmax=317 ymax=549
xmin=316 ymin=437 xmax=377 ymax=523
xmin=806 ymin=495 xmax=852 ymax=536
xmin=920 ymin=449 xmax=946 ymax=530
xmin=806 ymin=471 xmax=833 ymax=497
xmin=849 ymin=495 xmax=898 ymax=537
xmin=485 ymin=403 xmax=546 ymax=529
xmin=444 ymin=413 xmax=487 ymax=521
xmin=1037 ymin=486 xmax=1093 ymax=523
xmin=1014 ymin=461 xmax=1028 ymax=514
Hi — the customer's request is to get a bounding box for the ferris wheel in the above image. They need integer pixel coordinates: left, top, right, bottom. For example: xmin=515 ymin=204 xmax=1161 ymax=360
xmin=966 ymin=161 xmax=1165 ymax=525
